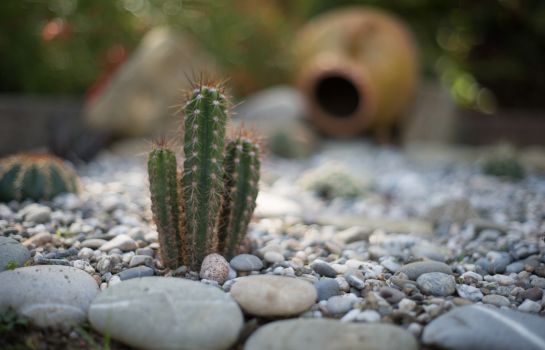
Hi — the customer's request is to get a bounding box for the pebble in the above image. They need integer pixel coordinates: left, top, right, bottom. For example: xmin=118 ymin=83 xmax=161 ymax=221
xmin=264 ymin=251 xmax=284 ymax=264
xmin=398 ymin=298 xmax=417 ymax=312
xmin=517 ymin=299 xmax=542 ymax=313
xmin=89 ymin=277 xmax=243 ymax=350
xmin=21 ymin=204 xmax=51 ymax=223
xmin=229 ymin=254 xmax=263 ymax=272
xmin=135 ymin=247 xmax=154 ymax=257
xmin=379 ymin=287 xmax=406 ymax=304
xmin=381 ymin=259 xmax=401 ymax=273
xmin=398 ymin=261 xmax=452 ymax=280
xmin=345 ymin=274 xmax=365 ymax=289
xmin=81 ymin=239 xmax=108 ymax=249
xmin=312 ymin=261 xmax=337 ymax=278
xmin=23 ymin=232 xmax=52 ymax=247
xmin=99 ymin=234 xmax=137 ymax=252
xmin=417 ymin=272 xmax=456 ymax=296
xmin=356 ymin=310 xmax=381 ymax=323
xmin=423 ymin=304 xmax=545 ymax=350
xmin=200 ymin=254 xmax=230 ymax=284
xmin=129 ymin=255 xmax=153 ymax=268
xmin=506 ymin=261 xmax=525 ymax=274
xmin=118 ymin=266 xmax=154 ymax=280
xmin=486 ymin=251 xmax=511 ymax=274
xmin=325 ymin=294 xmax=358 ymax=315
xmin=245 ymin=319 xmax=418 ymax=350
xmin=521 ymin=287 xmax=543 ymax=301
xmin=461 ymin=271 xmax=483 ymax=284
xmin=482 ymin=294 xmax=510 ymax=307
xmin=315 ymin=278 xmax=341 ymax=301
xmin=530 ymin=276 xmax=545 ymax=288
xmin=230 ymin=275 xmax=316 ymax=317
xmin=456 ymin=284 xmax=483 ymax=302
xmin=0 ymin=265 xmax=98 ymax=328
xmin=0 ymin=236 xmax=30 ymax=272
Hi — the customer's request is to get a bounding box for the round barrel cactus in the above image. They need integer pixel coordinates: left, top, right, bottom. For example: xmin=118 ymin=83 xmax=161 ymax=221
xmin=0 ymin=153 xmax=79 ymax=202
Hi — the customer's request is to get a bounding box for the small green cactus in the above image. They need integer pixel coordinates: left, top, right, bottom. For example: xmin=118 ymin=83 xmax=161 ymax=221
xmin=218 ymin=131 xmax=261 ymax=258
xmin=0 ymin=153 xmax=78 ymax=202
xmin=299 ymin=161 xmax=368 ymax=200
xmin=147 ymin=80 xmax=261 ymax=270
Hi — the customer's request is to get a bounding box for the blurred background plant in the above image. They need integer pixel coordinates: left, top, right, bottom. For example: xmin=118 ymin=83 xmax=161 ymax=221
xmin=1 ymin=0 xmax=544 ymax=112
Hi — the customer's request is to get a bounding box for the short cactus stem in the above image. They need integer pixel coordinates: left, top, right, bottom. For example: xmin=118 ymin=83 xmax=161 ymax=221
xmin=147 ymin=146 xmax=184 ymax=269
xmin=182 ymin=84 xmax=229 ymax=269
xmin=0 ymin=153 xmax=78 ymax=202
xmin=218 ymin=136 xmax=260 ymax=258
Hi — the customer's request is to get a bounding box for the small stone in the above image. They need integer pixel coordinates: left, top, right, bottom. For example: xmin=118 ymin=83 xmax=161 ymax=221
xmin=23 ymin=232 xmax=52 ymax=247
xmin=96 ymin=257 xmax=112 ymax=273
xmin=345 ymin=274 xmax=365 ymax=289
xmin=135 ymin=247 xmax=154 ymax=257
xmin=398 ymin=261 xmax=452 ymax=280
xmin=456 ymin=284 xmax=483 ymax=302
xmin=0 ymin=265 xmax=98 ymax=328
xmin=81 ymin=239 xmax=108 ymax=249
xmin=22 ymin=204 xmax=51 ymax=223
xmin=0 ymin=236 xmax=30 ymax=272
xmin=99 ymin=234 xmax=137 ymax=252
xmin=530 ymin=276 xmax=545 ymax=288
xmin=264 ymin=251 xmax=284 ymax=264
xmin=78 ymin=247 xmax=94 ymax=260
xmin=312 ymin=261 xmax=337 ymax=278
xmin=72 ymin=260 xmax=95 ymax=274
xmin=230 ymin=275 xmax=316 ymax=317
xmin=518 ymin=299 xmax=541 ymax=313
xmin=506 ymin=262 xmax=525 ymax=274
xmin=129 ymin=255 xmax=153 ymax=268
xmin=229 ymin=254 xmax=263 ymax=272
xmin=379 ymin=287 xmax=406 ymax=304
xmin=89 ymin=277 xmax=243 ymax=350
xmin=482 ymin=294 xmax=510 ymax=307
xmin=461 ymin=271 xmax=483 ymax=284
xmin=200 ymin=254 xmax=230 ymax=284
xmin=118 ymin=266 xmax=154 ymax=280
xmin=398 ymin=298 xmax=416 ymax=312
xmin=417 ymin=272 xmax=456 ymax=296
xmin=356 ymin=310 xmax=381 ymax=323
xmin=315 ymin=278 xmax=341 ymax=301
xmin=534 ymin=266 xmax=545 ymax=278
xmin=486 ymin=251 xmax=511 ymax=274
xmin=326 ymin=294 xmax=357 ymax=315
xmin=381 ymin=259 xmax=401 ymax=273
xmin=521 ymin=287 xmax=543 ymax=301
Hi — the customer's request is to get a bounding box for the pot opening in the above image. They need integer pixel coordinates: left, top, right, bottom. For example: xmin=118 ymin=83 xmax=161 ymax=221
xmin=314 ymin=75 xmax=361 ymax=118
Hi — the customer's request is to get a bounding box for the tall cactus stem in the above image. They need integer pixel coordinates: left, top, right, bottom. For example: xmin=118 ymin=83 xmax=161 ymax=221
xmin=182 ymin=84 xmax=229 ymax=269
xmin=218 ymin=137 xmax=260 ymax=258
xmin=148 ymin=146 xmax=184 ymax=269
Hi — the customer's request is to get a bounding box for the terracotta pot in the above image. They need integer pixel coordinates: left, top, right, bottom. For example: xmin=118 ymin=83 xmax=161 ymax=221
xmin=294 ymin=7 xmax=418 ymax=138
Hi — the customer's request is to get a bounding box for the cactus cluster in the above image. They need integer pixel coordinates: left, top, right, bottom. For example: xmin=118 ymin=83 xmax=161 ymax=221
xmin=148 ymin=81 xmax=261 ymax=270
xmin=0 ymin=153 xmax=79 ymax=202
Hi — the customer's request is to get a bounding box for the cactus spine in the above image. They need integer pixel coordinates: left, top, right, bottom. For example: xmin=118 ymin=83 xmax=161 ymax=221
xmin=182 ymin=85 xmax=228 ymax=268
xmin=0 ymin=153 xmax=78 ymax=202
xmin=147 ymin=146 xmax=184 ymax=269
xmin=218 ymin=136 xmax=260 ymax=258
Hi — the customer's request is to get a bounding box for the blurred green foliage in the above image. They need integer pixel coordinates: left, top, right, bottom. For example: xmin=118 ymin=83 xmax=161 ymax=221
xmin=1 ymin=0 xmax=544 ymax=112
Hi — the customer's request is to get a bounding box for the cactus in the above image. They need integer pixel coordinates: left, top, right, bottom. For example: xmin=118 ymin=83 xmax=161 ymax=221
xmin=147 ymin=144 xmax=184 ymax=269
xmin=218 ymin=133 xmax=261 ymax=258
xmin=147 ymin=80 xmax=261 ymax=270
xmin=0 ymin=153 xmax=78 ymax=202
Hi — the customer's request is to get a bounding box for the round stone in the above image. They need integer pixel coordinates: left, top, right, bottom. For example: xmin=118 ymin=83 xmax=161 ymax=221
xmin=230 ymin=254 xmax=263 ymax=272
xmin=89 ymin=277 xmax=243 ymax=350
xmin=264 ymin=251 xmax=284 ymax=264
xmin=398 ymin=261 xmax=452 ymax=280
xmin=99 ymin=234 xmax=137 ymax=252
xmin=315 ymin=278 xmax=341 ymax=301
xmin=326 ymin=294 xmax=357 ymax=315
xmin=482 ymin=294 xmax=510 ymax=307
xmin=230 ymin=275 xmax=316 ymax=317
xmin=417 ymin=272 xmax=456 ymax=296
xmin=0 ymin=265 xmax=99 ymax=328
xmin=0 ymin=236 xmax=30 ymax=272
xmin=312 ymin=261 xmax=337 ymax=278
xmin=245 ymin=319 xmax=418 ymax=350
xmin=200 ymin=253 xmax=230 ymax=284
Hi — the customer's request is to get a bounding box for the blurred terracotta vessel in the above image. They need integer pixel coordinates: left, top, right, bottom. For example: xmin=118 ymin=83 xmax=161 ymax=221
xmin=294 ymin=7 xmax=418 ymax=138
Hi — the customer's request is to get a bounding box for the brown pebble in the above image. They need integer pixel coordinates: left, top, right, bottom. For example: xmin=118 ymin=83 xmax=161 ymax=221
xmin=521 ymin=287 xmax=543 ymax=301
xmin=199 ymin=253 xmax=230 ymax=284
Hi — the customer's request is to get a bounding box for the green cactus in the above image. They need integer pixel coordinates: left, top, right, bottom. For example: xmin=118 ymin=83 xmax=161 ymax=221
xmin=0 ymin=153 xmax=78 ymax=202
xmin=147 ymin=80 xmax=261 ymax=270
xmin=147 ymin=145 xmax=184 ymax=269
xmin=218 ymin=133 xmax=261 ymax=258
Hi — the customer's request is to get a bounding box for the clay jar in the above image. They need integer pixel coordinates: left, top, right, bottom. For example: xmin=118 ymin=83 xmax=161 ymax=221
xmin=294 ymin=7 xmax=418 ymax=138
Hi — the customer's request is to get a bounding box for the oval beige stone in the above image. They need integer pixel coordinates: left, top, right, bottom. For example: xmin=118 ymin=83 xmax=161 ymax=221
xmin=230 ymin=275 xmax=316 ymax=317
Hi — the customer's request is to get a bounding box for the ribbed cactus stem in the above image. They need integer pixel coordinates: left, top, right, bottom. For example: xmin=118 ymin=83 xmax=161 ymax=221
xmin=218 ymin=137 xmax=260 ymax=258
xmin=147 ymin=147 xmax=184 ymax=269
xmin=182 ymin=85 xmax=228 ymax=269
